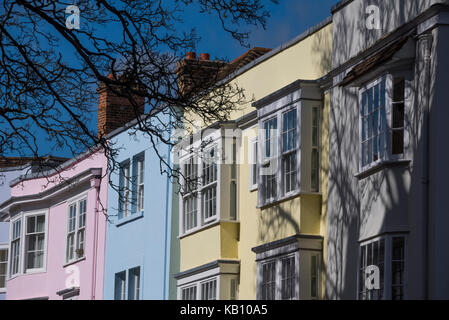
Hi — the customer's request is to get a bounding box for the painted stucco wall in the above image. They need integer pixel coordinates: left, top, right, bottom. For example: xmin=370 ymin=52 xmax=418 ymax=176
xmin=103 ymin=117 xmax=173 ymax=300
xmin=4 ymin=150 xmax=108 ymax=300
xmin=332 ymin=0 xmax=449 ymax=67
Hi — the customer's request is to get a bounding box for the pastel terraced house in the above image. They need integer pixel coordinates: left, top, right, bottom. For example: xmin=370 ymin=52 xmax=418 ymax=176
xmin=98 ymin=78 xmax=176 ymax=300
xmin=0 ymin=157 xmax=67 ymax=300
xmin=326 ymin=0 xmax=449 ymax=299
xmin=0 ymin=150 xmax=108 ymax=300
xmin=173 ymin=16 xmax=333 ymax=300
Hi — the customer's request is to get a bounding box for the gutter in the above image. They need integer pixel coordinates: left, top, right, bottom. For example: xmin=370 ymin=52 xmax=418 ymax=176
xmin=163 ymin=114 xmax=172 ymax=300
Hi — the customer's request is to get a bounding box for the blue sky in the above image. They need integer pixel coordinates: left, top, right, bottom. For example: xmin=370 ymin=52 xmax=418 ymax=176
xmin=192 ymin=0 xmax=340 ymax=61
xmin=12 ymin=0 xmax=341 ymax=158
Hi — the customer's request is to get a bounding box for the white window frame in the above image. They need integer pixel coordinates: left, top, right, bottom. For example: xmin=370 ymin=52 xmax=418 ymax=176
xmin=8 ymin=210 xmax=49 ymax=278
xmin=258 ymin=105 xmax=301 ymax=207
xmin=23 ymin=212 xmax=47 ymax=273
xmin=249 ymin=137 xmax=258 ymax=191
xmin=122 ymin=162 xmax=131 ymax=218
xmin=128 ymin=266 xmax=141 ymax=300
xmin=65 ymin=194 xmax=87 ymax=264
xmin=357 ymin=234 xmax=408 ymax=300
xmin=137 ymin=157 xmax=145 ymax=214
xmin=114 ymin=270 xmax=126 ymax=300
xmin=261 ymin=117 xmax=278 ymax=204
xmin=358 ymin=74 xmax=409 ymax=173
xmin=9 ymin=217 xmax=22 ymax=278
xmin=281 ymin=108 xmax=298 ymax=197
xmin=179 ymin=139 xmax=224 ymax=237
xmin=201 ymin=146 xmax=218 ymax=224
xmin=257 ymin=251 xmax=300 ymax=300
xmin=179 ymin=276 xmax=219 ymax=300
xmin=0 ymin=244 xmax=8 ymax=293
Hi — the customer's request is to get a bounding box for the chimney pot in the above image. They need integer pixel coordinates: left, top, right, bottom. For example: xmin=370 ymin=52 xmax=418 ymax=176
xmin=200 ymin=53 xmax=210 ymax=61
xmin=186 ymin=52 xmax=197 ymax=60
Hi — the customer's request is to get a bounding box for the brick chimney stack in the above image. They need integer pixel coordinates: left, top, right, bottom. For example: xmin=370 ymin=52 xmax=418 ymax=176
xmin=176 ymin=52 xmax=228 ymax=97
xmin=97 ymin=74 xmax=146 ymax=138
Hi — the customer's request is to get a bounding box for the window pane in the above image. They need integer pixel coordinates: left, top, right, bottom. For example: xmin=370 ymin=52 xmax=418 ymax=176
xmin=283 ymin=152 xmax=297 ymax=194
xmin=311 ymin=255 xmax=318 ymax=298
xmin=128 ymin=267 xmax=140 ymax=300
xmin=264 ymin=118 xmax=277 ymax=158
xmin=27 ymin=216 xmax=35 ymax=233
xmin=281 ymin=256 xmax=296 ymax=300
xmin=0 ymin=249 xmax=8 ymax=289
xmin=261 ymin=261 xmax=276 ymax=300
xmin=114 ymin=271 xmax=126 ymax=300
xmin=202 ymin=185 xmax=217 ymax=221
xmin=26 ymin=215 xmax=45 ymax=270
xmin=183 ymin=196 xmax=197 ymax=232
xmin=252 ymin=141 xmax=258 ymax=186
xmin=359 ymin=239 xmax=385 ymax=300
xmin=182 ymin=286 xmax=197 ymax=300
xmin=392 ymin=237 xmax=405 ymax=300
xmin=201 ymin=279 xmax=217 ymax=300
xmin=79 ymin=199 xmax=86 ymax=228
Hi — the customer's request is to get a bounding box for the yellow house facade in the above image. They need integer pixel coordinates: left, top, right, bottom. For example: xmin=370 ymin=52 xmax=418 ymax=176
xmin=174 ymin=17 xmax=333 ymax=300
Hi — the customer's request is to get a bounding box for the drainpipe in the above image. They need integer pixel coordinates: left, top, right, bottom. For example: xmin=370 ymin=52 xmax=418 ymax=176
xmin=163 ymin=114 xmax=173 ymax=300
xmin=419 ymin=33 xmax=432 ymax=300
xmin=91 ymin=175 xmax=102 ymax=300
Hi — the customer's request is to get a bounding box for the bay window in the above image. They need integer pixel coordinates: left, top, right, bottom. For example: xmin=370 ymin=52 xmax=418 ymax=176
xmin=9 ymin=211 xmax=48 ymax=276
xmin=66 ymin=198 xmax=87 ymax=263
xmin=360 ymin=75 xmax=407 ymax=171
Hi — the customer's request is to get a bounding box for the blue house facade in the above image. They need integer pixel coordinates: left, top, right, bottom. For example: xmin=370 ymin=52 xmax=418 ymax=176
xmin=103 ymin=111 xmax=175 ymax=300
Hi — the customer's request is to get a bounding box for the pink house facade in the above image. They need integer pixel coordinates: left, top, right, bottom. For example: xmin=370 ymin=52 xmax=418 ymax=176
xmin=0 ymin=148 xmax=108 ymax=300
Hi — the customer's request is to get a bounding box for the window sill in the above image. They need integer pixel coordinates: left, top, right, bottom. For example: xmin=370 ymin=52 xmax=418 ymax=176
xmin=355 ymin=159 xmax=411 ymax=179
xmin=24 ymin=268 xmax=46 ymax=275
xmin=7 ymin=268 xmax=46 ymax=280
xmin=179 ymin=219 xmax=240 ymax=239
xmin=249 ymin=185 xmax=258 ymax=192
xmin=257 ymin=191 xmax=322 ymax=209
xmin=116 ymin=210 xmax=144 ymax=227
xmin=63 ymin=256 xmax=86 ymax=268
